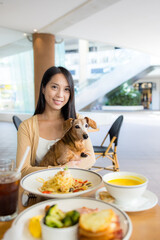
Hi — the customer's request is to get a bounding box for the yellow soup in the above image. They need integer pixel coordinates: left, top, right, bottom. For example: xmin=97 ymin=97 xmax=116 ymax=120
xmin=107 ymin=176 xmax=145 ymax=186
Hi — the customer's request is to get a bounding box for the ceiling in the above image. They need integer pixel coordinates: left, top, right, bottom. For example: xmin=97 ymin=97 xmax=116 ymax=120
xmin=0 ymin=0 xmax=160 ymax=58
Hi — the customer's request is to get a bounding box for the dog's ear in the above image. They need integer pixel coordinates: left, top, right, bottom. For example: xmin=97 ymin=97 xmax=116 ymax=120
xmin=63 ymin=118 xmax=74 ymax=134
xmin=85 ymin=117 xmax=97 ymax=129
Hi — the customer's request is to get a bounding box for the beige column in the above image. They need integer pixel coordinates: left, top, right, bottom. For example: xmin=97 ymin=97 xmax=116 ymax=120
xmin=33 ymin=33 xmax=55 ymax=106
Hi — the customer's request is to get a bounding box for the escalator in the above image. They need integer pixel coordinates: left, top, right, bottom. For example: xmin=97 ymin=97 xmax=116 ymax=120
xmin=75 ymin=51 xmax=151 ymax=111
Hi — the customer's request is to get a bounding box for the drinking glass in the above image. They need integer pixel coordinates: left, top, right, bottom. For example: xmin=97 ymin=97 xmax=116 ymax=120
xmin=0 ymin=159 xmax=21 ymax=221
xmin=0 ymin=159 xmax=14 ymax=171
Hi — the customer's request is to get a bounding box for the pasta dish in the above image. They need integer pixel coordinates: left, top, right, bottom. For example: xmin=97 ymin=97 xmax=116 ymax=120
xmin=38 ymin=168 xmax=92 ymax=194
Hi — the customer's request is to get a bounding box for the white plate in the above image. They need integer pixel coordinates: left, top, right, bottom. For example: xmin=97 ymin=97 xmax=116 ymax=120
xmin=95 ymin=187 xmax=158 ymax=212
xmin=20 ymin=168 xmax=102 ymax=198
xmin=13 ymin=197 xmax=132 ymax=240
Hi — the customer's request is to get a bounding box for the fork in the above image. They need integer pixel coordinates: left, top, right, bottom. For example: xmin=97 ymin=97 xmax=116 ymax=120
xmin=21 ymin=190 xmax=37 ymax=207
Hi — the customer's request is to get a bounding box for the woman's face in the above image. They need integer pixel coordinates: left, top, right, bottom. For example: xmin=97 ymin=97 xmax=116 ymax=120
xmin=43 ymin=73 xmax=70 ymax=111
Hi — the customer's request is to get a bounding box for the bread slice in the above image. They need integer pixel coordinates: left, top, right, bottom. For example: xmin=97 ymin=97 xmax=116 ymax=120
xmin=99 ymin=191 xmax=115 ymax=203
xmin=78 ymin=209 xmax=123 ymax=240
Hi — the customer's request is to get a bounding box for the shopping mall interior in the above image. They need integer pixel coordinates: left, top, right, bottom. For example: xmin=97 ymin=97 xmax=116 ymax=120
xmin=0 ymin=0 xmax=160 ymax=204
xmin=0 ymin=0 xmax=160 ymax=117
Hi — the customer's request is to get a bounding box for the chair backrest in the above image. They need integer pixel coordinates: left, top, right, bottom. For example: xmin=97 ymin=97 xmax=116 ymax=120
xmin=12 ymin=115 xmax=22 ymax=131
xmin=108 ymin=115 xmax=123 ymax=146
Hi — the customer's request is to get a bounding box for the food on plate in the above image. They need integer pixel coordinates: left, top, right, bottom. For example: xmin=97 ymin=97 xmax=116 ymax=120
xmin=38 ymin=168 xmax=92 ymax=194
xmin=28 ymin=215 xmax=43 ymax=238
xmin=99 ymin=191 xmax=115 ymax=203
xmin=78 ymin=209 xmax=123 ymax=240
xmin=77 ymin=206 xmax=99 ymax=215
xmin=28 ymin=205 xmax=123 ymax=240
xmin=44 ymin=204 xmax=80 ymax=228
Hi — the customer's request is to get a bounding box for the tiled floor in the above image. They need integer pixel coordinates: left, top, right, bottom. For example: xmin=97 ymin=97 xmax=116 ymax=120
xmin=0 ymin=111 xmax=160 ymax=204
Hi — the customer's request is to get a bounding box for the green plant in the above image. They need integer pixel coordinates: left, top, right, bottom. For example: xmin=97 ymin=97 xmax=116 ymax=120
xmin=106 ymin=83 xmax=141 ymax=106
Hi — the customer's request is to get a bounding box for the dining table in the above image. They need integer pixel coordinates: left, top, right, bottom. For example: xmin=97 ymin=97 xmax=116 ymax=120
xmin=0 ymin=185 xmax=160 ymax=240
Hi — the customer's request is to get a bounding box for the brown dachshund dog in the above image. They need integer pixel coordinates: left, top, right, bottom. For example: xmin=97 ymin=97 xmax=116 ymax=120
xmin=39 ymin=117 xmax=97 ymax=166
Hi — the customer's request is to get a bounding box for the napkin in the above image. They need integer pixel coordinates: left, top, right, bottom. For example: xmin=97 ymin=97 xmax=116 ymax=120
xmin=2 ymin=224 xmax=23 ymax=240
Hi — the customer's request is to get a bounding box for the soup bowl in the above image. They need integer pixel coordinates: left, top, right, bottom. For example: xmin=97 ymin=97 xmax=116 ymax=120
xmin=103 ymin=171 xmax=148 ymax=207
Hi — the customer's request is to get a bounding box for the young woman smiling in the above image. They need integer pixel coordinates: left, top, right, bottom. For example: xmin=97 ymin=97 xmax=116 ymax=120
xmin=16 ymin=66 xmax=96 ymax=177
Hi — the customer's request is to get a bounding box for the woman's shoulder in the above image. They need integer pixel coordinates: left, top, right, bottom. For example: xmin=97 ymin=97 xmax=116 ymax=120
xmin=19 ymin=115 xmax=37 ymax=130
xmin=22 ymin=115 xmax=37 ymax=124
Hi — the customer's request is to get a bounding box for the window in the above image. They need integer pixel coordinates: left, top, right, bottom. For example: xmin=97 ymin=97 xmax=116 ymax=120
xmin=0 ymin=50 xmax=34 ymax=113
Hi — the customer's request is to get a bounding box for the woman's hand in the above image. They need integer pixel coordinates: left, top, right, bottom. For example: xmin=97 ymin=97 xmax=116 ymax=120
xmin=64 ymin=161 xmax=79 ymax=168
xmin=65 ymin=157 xmax=87 ymax=168
xmin=62 ymin=152 xmax=94 ymax=169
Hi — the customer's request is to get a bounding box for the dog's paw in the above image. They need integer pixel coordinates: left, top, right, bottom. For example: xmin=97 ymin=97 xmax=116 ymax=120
xmin=81 ymin=152 xmax=88 ymax=158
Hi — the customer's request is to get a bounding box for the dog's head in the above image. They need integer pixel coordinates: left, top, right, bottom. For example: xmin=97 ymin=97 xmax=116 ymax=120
xmin=84 ymin=117 xmax=97 ymax=129
xmin=63 ymin=117 xmax=97 ymax=141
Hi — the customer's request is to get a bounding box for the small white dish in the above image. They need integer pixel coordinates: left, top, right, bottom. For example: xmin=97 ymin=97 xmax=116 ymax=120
xmin=41 ymin=219 xmax=78 ymax=240
xmin=96 ymin=187 xmax=158 ymax=212
xmin=20 ymin=168 xmax=102 ymax=198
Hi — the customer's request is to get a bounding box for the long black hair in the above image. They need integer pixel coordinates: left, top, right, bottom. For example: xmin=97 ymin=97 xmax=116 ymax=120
xmin=34 ymin=66 xmax=76 ymax=119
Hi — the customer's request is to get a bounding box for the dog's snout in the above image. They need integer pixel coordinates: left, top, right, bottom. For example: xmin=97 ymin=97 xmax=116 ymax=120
xmin=83 ymin=134 xmax=88 ymax=139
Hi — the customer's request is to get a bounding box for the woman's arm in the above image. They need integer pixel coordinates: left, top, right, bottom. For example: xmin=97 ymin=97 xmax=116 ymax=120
xmin=16 ymin=122 xmax=60 ymax=178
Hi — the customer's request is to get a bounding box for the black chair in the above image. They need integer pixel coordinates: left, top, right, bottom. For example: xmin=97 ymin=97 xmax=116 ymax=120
xmin=12 ymin=115 xmax=22 ymax=131
xmin=92 ymin=115 xmax=123 ymax=172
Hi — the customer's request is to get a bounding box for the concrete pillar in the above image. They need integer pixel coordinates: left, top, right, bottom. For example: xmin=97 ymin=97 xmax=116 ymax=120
xmin=33 ymin=33 xmax=55 ymax=106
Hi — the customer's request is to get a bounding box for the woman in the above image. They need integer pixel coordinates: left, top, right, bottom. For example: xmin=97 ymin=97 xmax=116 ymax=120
xmin=16 ymin=66 xmax=96 ymax=177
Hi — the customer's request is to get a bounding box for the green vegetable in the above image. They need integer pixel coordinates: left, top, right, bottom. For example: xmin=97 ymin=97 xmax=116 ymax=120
xmin=65 ymin=210 xmax=80 ymax=224
xmin=64 ymin=166 xmax=68 ymax=171
xmin=45 ymin=215 xmax=63 ymax=228
xmin=44 ymin=205 xmax=80 ymax=228
xmin=44 ymin=204 xmax=65 ymax=228
xmin=45 ymin=204 xmax=65 ymax=219
xmin=62 ymin=215 xmax=73 ymax=227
